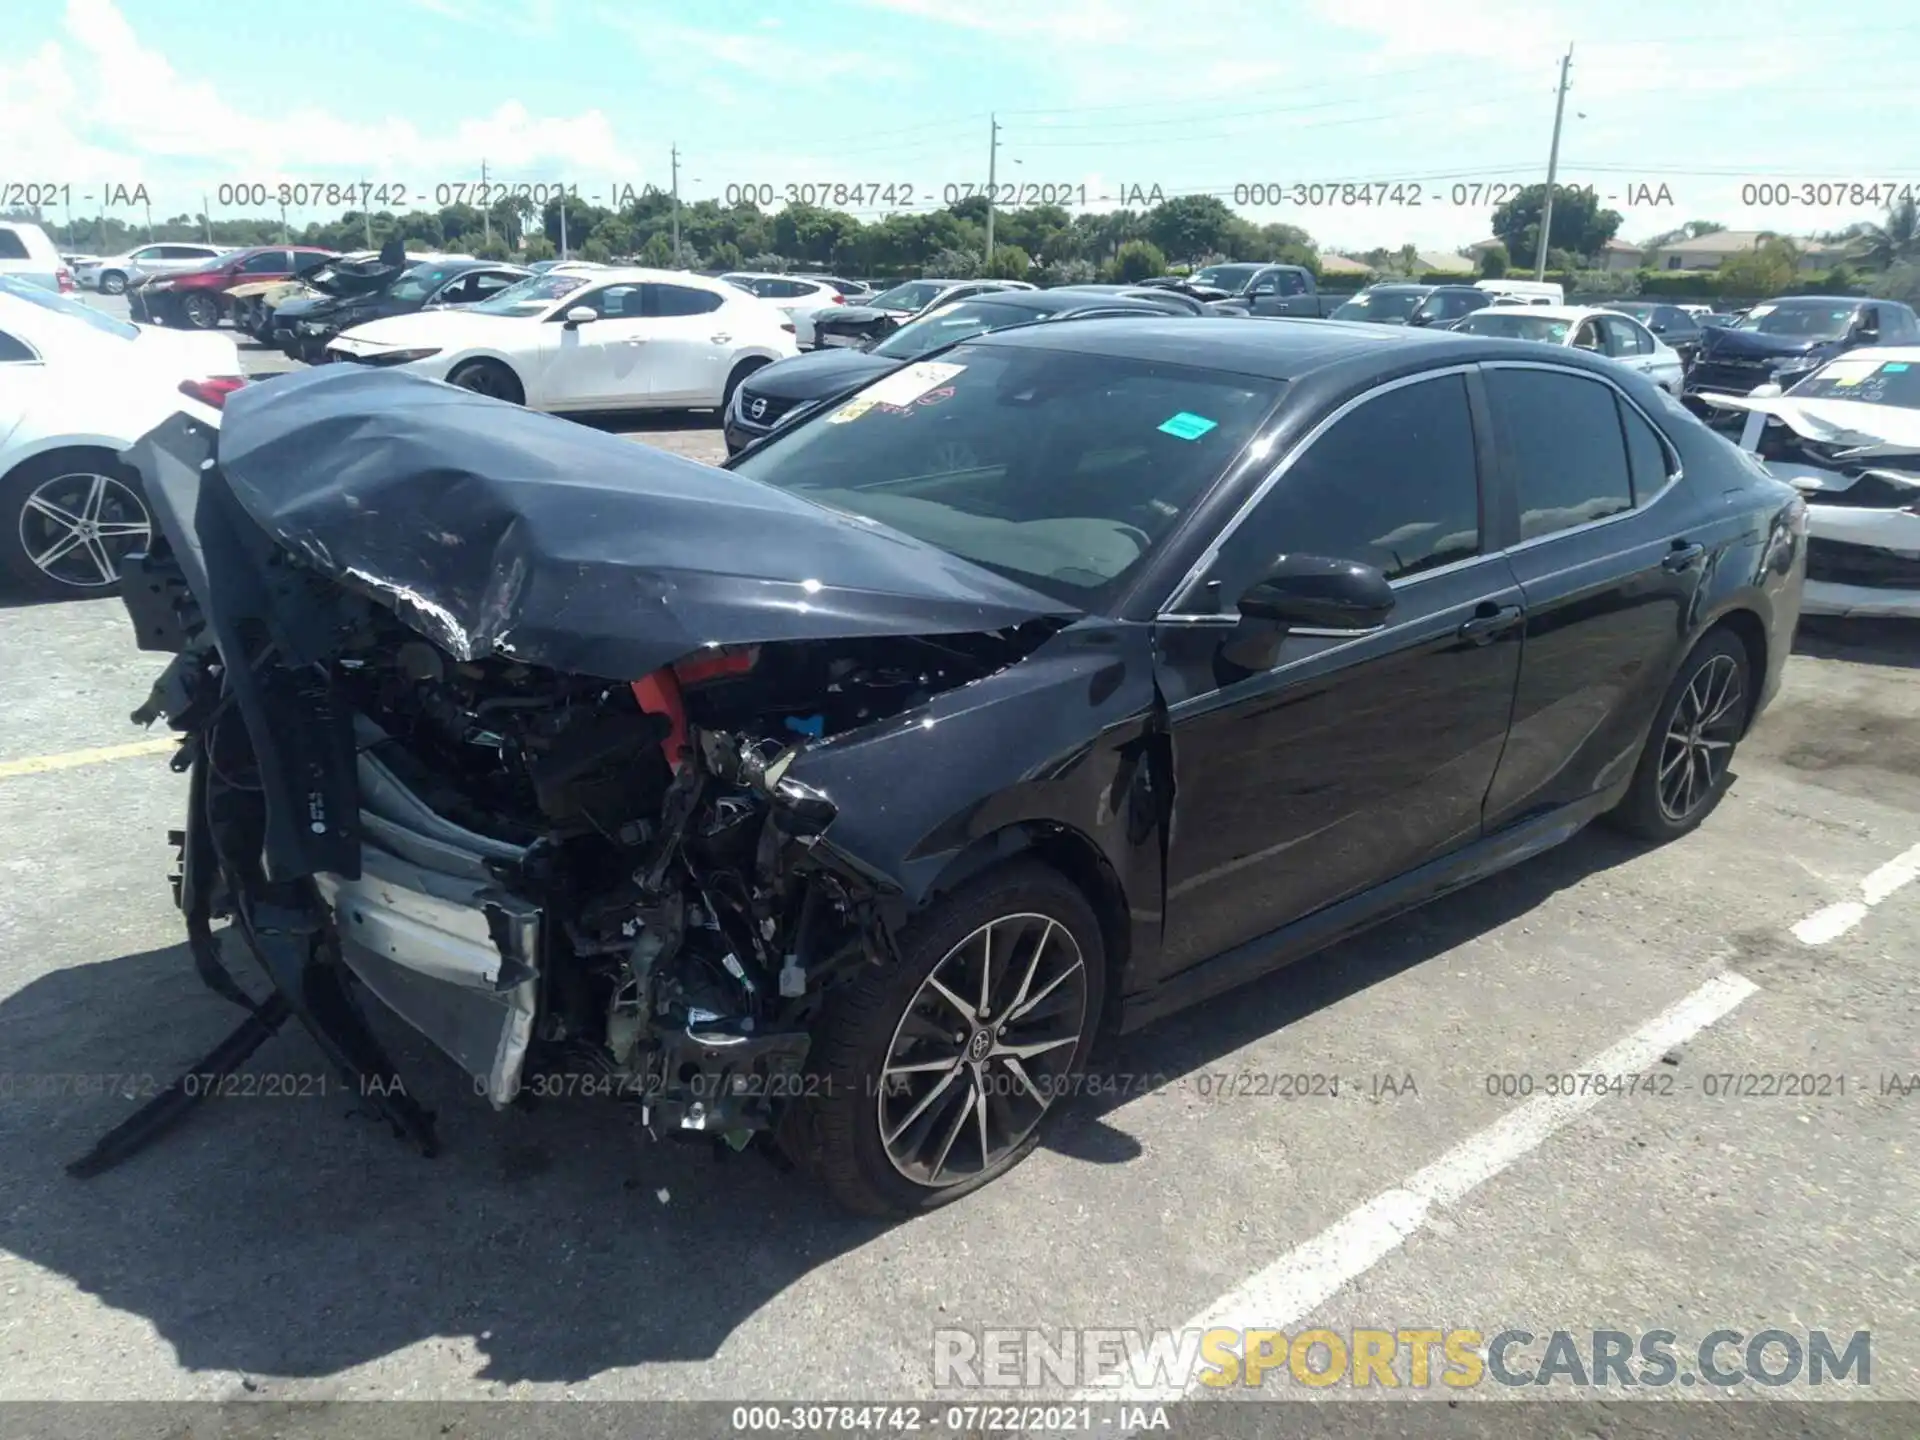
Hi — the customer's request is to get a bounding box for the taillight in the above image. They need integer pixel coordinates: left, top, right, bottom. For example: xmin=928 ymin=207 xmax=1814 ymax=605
xmin=56 ymin=267 xmax=74 ymax=293
xmin=179 ymin=376 xmax=248 ymax=409
xmin=832 ymin=293 xmax=846 ymax=303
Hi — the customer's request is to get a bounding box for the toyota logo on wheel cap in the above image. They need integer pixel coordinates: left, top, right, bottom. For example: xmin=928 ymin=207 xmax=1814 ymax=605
xmin=749 ymin=397 xmax=768 ymax=420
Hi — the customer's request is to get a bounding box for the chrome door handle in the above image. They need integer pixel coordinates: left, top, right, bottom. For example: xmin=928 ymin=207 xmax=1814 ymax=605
xmin=1663 ymin=541 xmax=1706 ymax=572
xmin=710 ymin=333 xmax=731 ymax=343
xmin=1457 ymin=603 xmax=1522 ymax=645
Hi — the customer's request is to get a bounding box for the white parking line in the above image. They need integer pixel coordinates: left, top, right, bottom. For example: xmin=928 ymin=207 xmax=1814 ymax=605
xmin=1791 ymin=841 xmax=1920 ymax=946
xmin=1083 ymin=971 xmax=1760 ymax=1408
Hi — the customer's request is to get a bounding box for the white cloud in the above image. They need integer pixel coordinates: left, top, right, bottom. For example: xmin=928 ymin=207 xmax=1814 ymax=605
xmin=1 ymin=0 xmax=637 ymax=215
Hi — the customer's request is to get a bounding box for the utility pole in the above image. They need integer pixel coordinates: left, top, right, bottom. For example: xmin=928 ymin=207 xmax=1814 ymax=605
xmin=560 ymin=199 xmax=569 ymax=260
xmin=481 ymin=158 xmax=492 ymax=245
xmin=670 ymin=144 xmax=682 ymax=260
xmin=279 ymin=201 xmax=289 ymax=244
xmin=201 ymin=194 xmax=212 ymax=244
xmin=984 ymin=114 xmax=999 ymax=269
xmin=1534 ymin=43 xmax=1574 ymax=282
xmin=143 ymin=198 xmax=153 ymax=243
xmin=362 ymin=176 xmax=373 ymax=249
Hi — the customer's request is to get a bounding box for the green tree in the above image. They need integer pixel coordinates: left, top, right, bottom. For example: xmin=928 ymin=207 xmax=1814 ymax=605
xmin=1869 ymin=261 xmax=1920 ymax=305
xmin=520 ymin=234 xmax=556 ymax=261
xmin=1109 ymin=238 xmax=1167 ymax=282
xmin=639 ymin=231 xmax=674 ymax=267
xmin=472 ymin=234 xmax=510 ymax=261
xmin=1491 ymin=184 xmax=1624 ymax=264
xmin=1477 ymin=241 xmax=1510 ymax=278
xmin=1855 ymin=197 xmax=1920 ymax=271
xmin=1144 ymin=195 xmax=1235 ymax=263
xmin=1717 ymin=236 xmax=1798 ymax=298
xmin=984 ymin=244 xmax=1031 ymax=279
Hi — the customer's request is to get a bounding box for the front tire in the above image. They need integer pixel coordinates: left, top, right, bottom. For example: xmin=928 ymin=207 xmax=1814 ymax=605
xmin=1 ymin=450 xmax=152 ymax=599
xmin=180 ymin=292 xmax=222 ymax=329
xmin=783 ymin=861 xmax=1105 ymax=1216
xmin=447 ymin=358 xmax=525 ymax=404
xmin=1606 ymin=629 xmax=1751 ymax=841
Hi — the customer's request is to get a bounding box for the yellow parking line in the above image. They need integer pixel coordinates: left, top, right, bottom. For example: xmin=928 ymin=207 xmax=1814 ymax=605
xmin=0 ymin=736 xmax=179 ymax=780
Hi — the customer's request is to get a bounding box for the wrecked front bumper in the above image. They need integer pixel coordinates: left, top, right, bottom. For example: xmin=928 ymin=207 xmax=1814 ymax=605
xmin=316 ymin=730 xmax=542 ymax=1109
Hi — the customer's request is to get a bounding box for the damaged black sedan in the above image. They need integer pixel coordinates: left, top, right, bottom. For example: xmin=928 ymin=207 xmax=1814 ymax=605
xmin=93 ymin=319 xmax=1803 ymax=1216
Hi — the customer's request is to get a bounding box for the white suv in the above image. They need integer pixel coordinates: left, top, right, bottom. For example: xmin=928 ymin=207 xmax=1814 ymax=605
xmin=718 ymin=272 xmax=846 ymax=347
xmin=78 ymin=242 xmax=228 ymax=295
xmin=0 ymin=222 xmax=70 ymax=294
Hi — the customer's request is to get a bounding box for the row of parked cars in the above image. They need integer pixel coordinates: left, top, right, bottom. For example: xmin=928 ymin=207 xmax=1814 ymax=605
xmin=2 ymin=218 xmax=1915 ymax=623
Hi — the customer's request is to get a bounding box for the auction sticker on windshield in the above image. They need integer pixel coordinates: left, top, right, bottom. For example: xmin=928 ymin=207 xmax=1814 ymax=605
xmin=856 ymin=361 xmax=967 ymax=409
xmin=1818 ymin=359 xmax=1880 ymax=386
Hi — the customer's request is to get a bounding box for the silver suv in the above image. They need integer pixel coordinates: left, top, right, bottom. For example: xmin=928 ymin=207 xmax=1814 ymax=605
xmin=78 ymin=242 xmax=229 ymax=295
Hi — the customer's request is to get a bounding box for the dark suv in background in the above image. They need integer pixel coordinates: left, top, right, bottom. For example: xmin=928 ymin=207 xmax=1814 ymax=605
xmin=129 ymin=246 xmax=335 ymax=329
xmin=1686 ymin=297 xmax=1920 ymax=409
xmin=1601 ymin=301 xmax=1707 ymax=368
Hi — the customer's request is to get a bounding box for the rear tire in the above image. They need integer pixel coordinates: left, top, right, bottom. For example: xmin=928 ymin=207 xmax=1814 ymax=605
xmin=1 ymin=449 xmax=152 ymax=600
xmin=100 ymin=270 xmax=128 ymax=296
xmin=781 ymin=861 xmax=1105 ymax=1216
xmin=1605 ymin=629 xmax=1751 ymax=842
xmin=447 ymin=359 xmax=525 ymax=405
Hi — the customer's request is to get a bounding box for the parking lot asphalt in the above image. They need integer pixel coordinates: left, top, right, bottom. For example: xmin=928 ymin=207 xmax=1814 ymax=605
xmin=0 ymin=296 xmax=1916 ymax=1417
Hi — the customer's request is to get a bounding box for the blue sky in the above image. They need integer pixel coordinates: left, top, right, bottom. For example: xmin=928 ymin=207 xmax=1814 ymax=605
xmin=5 ymin=0 xmax=1916 ymax=253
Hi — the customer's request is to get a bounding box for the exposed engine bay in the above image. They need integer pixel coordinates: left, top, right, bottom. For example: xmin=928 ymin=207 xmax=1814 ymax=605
xmin=113 ymin=548 xmax=1057 ymax=1159
xmin=71 ymin=368 xmax=1085 ymax=1177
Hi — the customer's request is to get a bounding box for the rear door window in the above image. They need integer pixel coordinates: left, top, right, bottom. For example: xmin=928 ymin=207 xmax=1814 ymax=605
xmin=1487 ymin=367 xmax=1635 ymax=540
xmin=0 ymin=231 xmax=30 ymax=261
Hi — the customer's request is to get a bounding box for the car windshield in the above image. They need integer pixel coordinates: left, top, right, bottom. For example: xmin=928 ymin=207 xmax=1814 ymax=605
xmin=1456 ymin=311 xmax=1572 ymax=343
xmin=871 ymin=299 xmax=1045 ymax=360
xmin=470 ymin=273 xmax=588 ymax=316
xmin=729 ymin=342 xmax=1281 ymax=605
xmin=1734 ymin=302 xmax=1856 ymax=340
xmin=386 ymin=264 xmax=461 ymax=302
xmin=869 ymin=281 xmax=947 ymax=312
xmin=0 ymin=276 xmax=138 ymax=339
xmin=1188 ymin=264 xmax=1261 ymax=291
xmin=1333 ymin=289 xmax=1425 ymax=322
xmin=1787 ymin=356 xmax=1920 ymax=408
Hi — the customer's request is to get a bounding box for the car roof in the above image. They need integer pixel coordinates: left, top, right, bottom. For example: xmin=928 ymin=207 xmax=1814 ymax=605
xmin=967 ymin=314 xmax=1483 ymax=380
xmin=573 ymin=267 xmax=738 ymax=292
xmin=1843 ymin=344 xmax=1920 ymax=362
xmin=1463 ymin=304 xmax=1620 ymax=324
xmin=935 ymin=289 xmax=1184 ymax=316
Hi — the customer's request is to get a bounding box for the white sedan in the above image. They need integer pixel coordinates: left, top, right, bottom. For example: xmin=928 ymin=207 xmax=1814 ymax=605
xmin=326 ymin=267 xmax=798 ymax=412
xmin=1699 ymin=346 xmax=1920 ymax=618
xmin=718 ymin=272 xmax=845 ymax=347
xmin=1452 ymin=304 xmax=1686 ymax=395
xmin=0 ymin=277 xmax=238 ymax=596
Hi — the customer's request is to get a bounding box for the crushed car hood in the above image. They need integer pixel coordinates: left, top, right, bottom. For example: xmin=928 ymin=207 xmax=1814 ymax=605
xmin=1697 ymin=391 xmax=1920 ymax=499
xmin=128 ymin=365 xmax=1078 ymax=680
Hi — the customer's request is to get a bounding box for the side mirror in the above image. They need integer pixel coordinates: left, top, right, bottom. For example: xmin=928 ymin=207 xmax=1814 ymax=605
xmin=1237 ymin=554 xmax=1394 ymax=631
xmin=564 ymin=305 xmax=597 ymax=326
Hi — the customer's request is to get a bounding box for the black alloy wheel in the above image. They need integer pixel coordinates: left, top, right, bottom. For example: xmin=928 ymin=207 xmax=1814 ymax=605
xmin=782 ymin=861 xmax=1104 ymax=1215
xmin=1608 ymin=630 xmax=1751 ymax=841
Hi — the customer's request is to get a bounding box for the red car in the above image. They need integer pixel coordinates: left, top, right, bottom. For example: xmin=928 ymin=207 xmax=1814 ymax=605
xmin=128 ymin=245 xmax=334 ymax=330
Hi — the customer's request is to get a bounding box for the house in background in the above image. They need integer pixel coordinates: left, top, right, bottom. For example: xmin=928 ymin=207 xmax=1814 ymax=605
xmin=1600 ymin=238 xmax=1644 ymax=272
xmin=1641 ymin=230 xmax=1849 ymax=273
xmin=1317 ymin=253 xmax=1376 ymax=278
xmin=1416 ymin=250 xmax=1474 ymax=276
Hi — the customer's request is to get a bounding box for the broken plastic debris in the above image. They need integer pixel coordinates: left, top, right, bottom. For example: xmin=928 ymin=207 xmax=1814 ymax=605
xmin=655 ymin=1188 xmax=670 ymax=1205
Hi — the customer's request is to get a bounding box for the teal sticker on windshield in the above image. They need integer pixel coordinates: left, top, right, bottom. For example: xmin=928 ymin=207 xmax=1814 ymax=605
xmin=1885 ymin=362 xmax=1910 ymax=372
xmin=1159 ymin=412 xmax=1218 ymax=440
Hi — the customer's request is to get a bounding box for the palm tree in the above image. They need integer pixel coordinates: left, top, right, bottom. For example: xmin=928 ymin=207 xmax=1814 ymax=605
xmin=1854 ymin=197 xmax=1920 ymax=270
